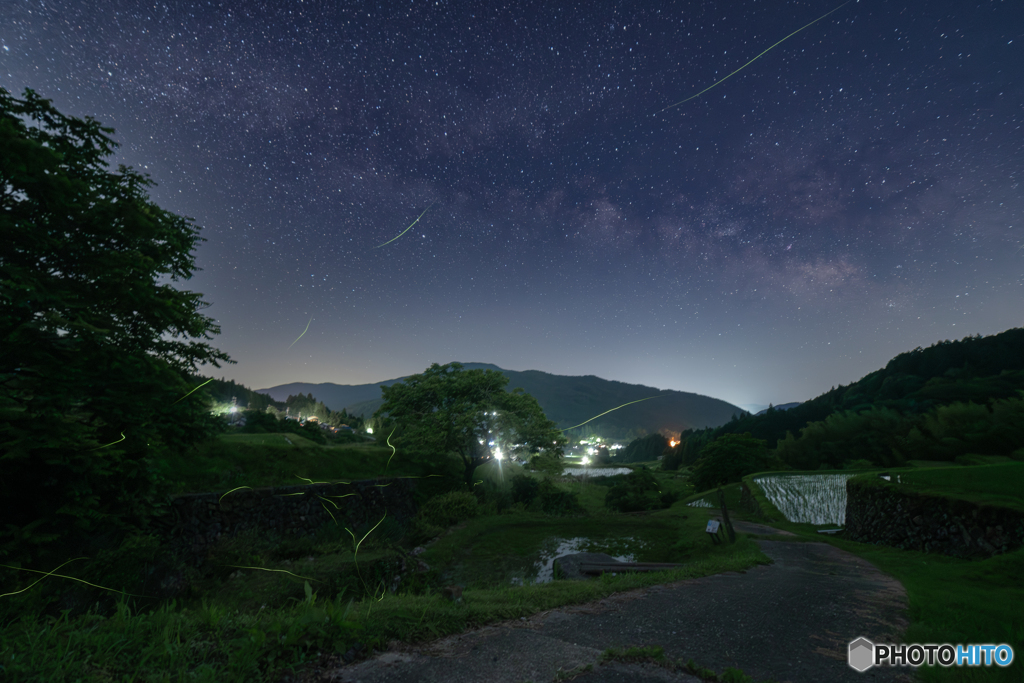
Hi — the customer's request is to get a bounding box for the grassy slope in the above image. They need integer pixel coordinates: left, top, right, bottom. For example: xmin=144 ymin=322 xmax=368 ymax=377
xmin=156 ymin=433 xmax=401 ymax=493
xmin=896 ymin=462 xmax=1024 ymax=512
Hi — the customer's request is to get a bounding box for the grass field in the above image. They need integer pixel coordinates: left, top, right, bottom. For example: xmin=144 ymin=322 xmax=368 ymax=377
xmin=897 ymin=462 xmax=1024 ymax=512
xmin=4 ymin=439 xmax=1021 ymax=682
xmin=155 ymin=433 xmax=407 ymax=493
xmin=0 ymin=446 xmax=767 ymax=683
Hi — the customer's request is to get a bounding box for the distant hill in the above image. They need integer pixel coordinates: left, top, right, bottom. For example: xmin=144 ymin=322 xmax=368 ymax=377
xmin=755 ymin=402 xmax=802 ymax=416
xmin=694 ymin=327 xmax=1024 ymax=450
xmin=258 ymin=363 xmax=743 ymax=437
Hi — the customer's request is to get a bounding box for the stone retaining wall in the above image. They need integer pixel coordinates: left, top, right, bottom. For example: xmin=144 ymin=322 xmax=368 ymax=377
xmin=843 ymin=478 xmax=1024 ymax=558
xmin=150 ymin=478 xmax=417 ymax=567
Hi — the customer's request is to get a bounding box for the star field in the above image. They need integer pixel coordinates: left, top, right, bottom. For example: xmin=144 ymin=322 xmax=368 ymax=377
xmin=3 ymin=0 xmax=1022 ymax=410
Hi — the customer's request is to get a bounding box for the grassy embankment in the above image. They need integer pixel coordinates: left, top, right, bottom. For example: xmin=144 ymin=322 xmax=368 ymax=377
xmin=154 ymin=433 xmax=398 ymax=493
xmin=0 ymin=440 xmax=767 ymax=682
xmin=734 ymin=461 xmax=1024 ymax=683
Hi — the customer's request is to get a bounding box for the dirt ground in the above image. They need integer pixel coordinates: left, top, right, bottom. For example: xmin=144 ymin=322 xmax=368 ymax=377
xmin=287 ymin=536 xmax=910 ymax=683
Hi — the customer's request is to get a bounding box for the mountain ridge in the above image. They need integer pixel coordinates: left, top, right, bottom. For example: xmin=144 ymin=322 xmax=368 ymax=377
xmin=257 ymin=362 xmax=743 ymax=436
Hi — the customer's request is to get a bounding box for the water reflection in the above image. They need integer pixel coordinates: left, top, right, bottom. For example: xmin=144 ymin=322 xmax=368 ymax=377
xmin=511 ymin=536 xmax=644 ymax=585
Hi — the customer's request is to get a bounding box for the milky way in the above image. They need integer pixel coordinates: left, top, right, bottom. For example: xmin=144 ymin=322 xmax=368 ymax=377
xmin=3 ymin=0 xmax=1022 ymax=409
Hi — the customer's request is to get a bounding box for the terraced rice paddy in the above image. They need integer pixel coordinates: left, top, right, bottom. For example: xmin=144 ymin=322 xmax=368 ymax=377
xmin=561 ymin=467 xmax=633 ymax=478
xmin=753 ymin=473 xmax=855 ymax=525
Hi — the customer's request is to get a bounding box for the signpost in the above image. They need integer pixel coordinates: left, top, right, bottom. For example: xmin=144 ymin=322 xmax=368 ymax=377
xmin=706 ymin=519 xmax=722 ymax=544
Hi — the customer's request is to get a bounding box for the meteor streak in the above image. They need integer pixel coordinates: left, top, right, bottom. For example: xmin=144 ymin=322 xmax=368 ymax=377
xmin=657 ymin=0 xmax=853 ymax=113
xmin=375 ymin=202 xmax=435 ymax=248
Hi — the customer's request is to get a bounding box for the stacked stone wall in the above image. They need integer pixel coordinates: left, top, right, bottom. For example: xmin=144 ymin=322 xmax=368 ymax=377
xmin=844 ymin=478 xmax=1024 ymax=558
xmin=150 ymin=478 xmax=417 ymax=567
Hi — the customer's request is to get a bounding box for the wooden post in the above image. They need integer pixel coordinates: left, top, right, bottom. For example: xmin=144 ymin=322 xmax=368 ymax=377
xmin=718 ymin=487 xmax=736 ymax=544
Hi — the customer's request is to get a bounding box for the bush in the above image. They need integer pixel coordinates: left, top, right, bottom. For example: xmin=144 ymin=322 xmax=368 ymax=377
xmin=605 ymin=468 xmax=675 ymax=512
xmin=510 ymin=474 xmax=541 ymax=505
xmin=528 ymin=453 xmax=564 ymax=476
xmin=844 ymin=459 xmax=875 ymax=470
xmin=418 ymin=491 xmax=478 ymax=528
xmin=406 ymin=517 xmax=444 ymax=546
xmin=475 ymin=479 xmax=513 ymax=514
xmin=536 ymin=480 xmax=584 ymax=516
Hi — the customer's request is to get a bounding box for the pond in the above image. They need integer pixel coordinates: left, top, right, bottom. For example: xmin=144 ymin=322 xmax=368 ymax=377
xmin=510 ymin=536 xmax=645 ymax=585
xmin=753 ymin=473 xmax=856 ymax=525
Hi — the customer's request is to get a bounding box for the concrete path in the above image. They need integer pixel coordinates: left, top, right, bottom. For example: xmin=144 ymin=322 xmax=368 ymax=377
xmin=304 ymin=540 xmax=909 ymax=683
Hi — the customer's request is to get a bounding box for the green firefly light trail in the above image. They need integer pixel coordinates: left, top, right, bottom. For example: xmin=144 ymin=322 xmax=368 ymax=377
xmin=173 ymin=378 xmax=213 ymax=405
xmin=288 ymin=316 xmax=313 ymax=350
xmin=560 ymin=395 xmax=665 ymax=432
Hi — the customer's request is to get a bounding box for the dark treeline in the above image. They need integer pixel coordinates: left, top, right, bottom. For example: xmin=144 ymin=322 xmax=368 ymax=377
xmin=278 ymin=392 xmax=366 ymax=431
xmin=662 ymin=329 xmax=1024 ymax=482
xmin=199 ymin=376 xmax=283 ymax=413
xmin=194 ymin=378 xmax=366 ymax=431
xmin=616 ymin=433 xmax=669 ymax=463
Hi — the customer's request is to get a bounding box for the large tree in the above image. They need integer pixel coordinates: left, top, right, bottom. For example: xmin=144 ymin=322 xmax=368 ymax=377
xmin=375 ymin=362 xmax=565 ymax=487
xmin=689 ymin=433 xmax=776 ymax=493
xmin=0 ymin=89 xmax=231 ymax=567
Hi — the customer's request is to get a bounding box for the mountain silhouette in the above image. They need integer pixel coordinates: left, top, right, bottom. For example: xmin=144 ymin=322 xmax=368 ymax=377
xmin=257 ymin=363 xmax=743 ymax=437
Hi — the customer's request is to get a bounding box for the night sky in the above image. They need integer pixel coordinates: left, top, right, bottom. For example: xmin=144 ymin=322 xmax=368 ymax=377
xmin=4 ymin=0 xmax=1022 ymax=412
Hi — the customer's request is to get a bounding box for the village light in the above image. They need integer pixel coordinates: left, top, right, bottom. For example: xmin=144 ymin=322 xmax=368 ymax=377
xmin=366 ymin=427 xmax=373 ymax=434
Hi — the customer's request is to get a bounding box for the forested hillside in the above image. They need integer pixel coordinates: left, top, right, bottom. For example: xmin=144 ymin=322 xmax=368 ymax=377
xmin=665 ymin=329 xmax=1024 ymax=473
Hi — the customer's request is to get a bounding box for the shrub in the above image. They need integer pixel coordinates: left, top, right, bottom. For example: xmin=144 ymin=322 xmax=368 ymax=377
xmin=605 ymin=468 xmax=673 ymax=512
xmin=510 ymin=474 xmax=541 ymax=505
xmin=406 ymin=517 xmax=444 ymax=546
xmin=537 ymin=480 xmax=583 ymax=516
xmin=844 ymin=459 xmax=875 ymax=470
xmin=475 ymin=479 xmax=514 ymax=514
xmin=528 ymin=453 xmax=564 ymax=476
xmin=419 ymin=491 xmax=478 ymax=528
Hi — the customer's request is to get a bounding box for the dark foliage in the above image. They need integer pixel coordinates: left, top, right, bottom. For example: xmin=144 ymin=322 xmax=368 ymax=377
xmin=674 ymin=329 xmax=1024 ymax=471
xmin=604 ymin=468 xmax=677 ymax=512
xmin=510 ymin=474 xmax=541 ymax=506
xmin=536 ymin=479 xmax=584 ymax=515
xmin=690 ymin=434 xmax=776 ymax=492
xmin=1 ymin=89 xmax=230 ymax=569
xmin=618 ymin=433 xmax=669 ymax=463
xmin=375 ymin=363 xmax=565 ymax=488
xmin=201 ymin=376 xmax=283 ymax=413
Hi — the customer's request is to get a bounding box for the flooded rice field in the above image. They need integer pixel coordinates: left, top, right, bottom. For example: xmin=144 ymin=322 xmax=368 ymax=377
xmin=753 ymin=473 xmax=855 ymax=525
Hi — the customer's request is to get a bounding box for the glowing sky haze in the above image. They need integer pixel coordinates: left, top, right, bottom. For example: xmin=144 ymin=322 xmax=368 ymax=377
xmin=3 ymin=0 xmax=1022 ymax=410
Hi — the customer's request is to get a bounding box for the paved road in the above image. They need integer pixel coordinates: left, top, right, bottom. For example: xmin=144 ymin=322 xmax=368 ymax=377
xmin=303 ymin=538 xmax=909 ymax=683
